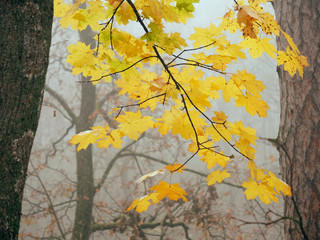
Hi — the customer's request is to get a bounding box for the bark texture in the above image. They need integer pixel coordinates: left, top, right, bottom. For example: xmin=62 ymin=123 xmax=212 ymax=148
xmin=274 ymin=1 xmax=320 ymax=239
xmin=0 ymin=1 xmax=53 ymax=239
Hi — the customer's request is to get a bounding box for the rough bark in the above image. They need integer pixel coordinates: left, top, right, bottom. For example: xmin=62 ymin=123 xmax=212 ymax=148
xmin=0 ymin=1 xmax=53 ymax=239
xmin=71 ymin=26 xmax=96 ymax=240
xmin=274 ymin=0 xmax=320 ymax=239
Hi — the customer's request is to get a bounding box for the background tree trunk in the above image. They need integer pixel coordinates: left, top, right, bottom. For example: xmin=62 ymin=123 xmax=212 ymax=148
xmin=274 ymin=1 xmax=320 ymax=239
xmin=0 ymin=1 xmax=53 ymax=239
xmin=71 ymin=25 xmax=96 ymax=240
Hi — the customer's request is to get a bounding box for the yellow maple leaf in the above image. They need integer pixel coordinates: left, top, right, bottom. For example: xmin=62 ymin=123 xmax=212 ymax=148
xmin=235 ymin=94 xmax=269 ymax=117
xmin=150 ymin=181 xmax=187 ymax=201
xmin=242 ymin=179 xmax=279 ymax=205
xmin=192 ymin=52 xmax=236 ymax=72
xmin=69 ymin=124 xmax=110 ymax=151
xmin=220 ymin=9 xmax=239 ymax=33
xmin=277 ymin=48 xmax=309 ymax=77
xmin=189 ymin=23 xmax=223 ymax=48
xmin=165 ymin=163 xmax=185 ymax=173
xmin=207 ymin=169 xmax=230 ymax=185
xmin=266 ymin=171 xmax=292 ymax=196
xmin=96 ymin=129 xmax=124 ymax=149
xmin=248 ymin=160 xmax=258 ymax=179
xmin=117 ymin=111 xmax=154 ymax=140
xmin=229 ymin=121 xmax=257 ymax=145
xmin=239 ymin=37 xmax=276 ymax=59
xmin=69 ymin=130 xmax=100 ymax=151
xmin=210 ymin=76 xmax=239 ymax=102
xmin=66 ymin=42 xmax=97 ymax=76
xmin=235 ymin=138 xmax=257 ymax=159
xmin=155 ymin=107 xmax=207 ymax=140
xmin=201 ymin=151 xmax=230 ymax=169
xmin=230 ymin=70 xmax=265 ymax=98
xmin=281 ymin=30 xmax=300 ymax=54
xmin=205 ymin=123 xmax=233 ymax=142
xmin=211 ymin=111 xmax=228 ymax=123
xmin=126 ymin=193 xmax=160 ymax=213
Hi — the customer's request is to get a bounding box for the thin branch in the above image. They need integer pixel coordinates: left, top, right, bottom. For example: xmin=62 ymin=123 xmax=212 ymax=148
xmin=115 ymin=93 xmax=166 ymax=118
xmin=86 ymin=55 xmax=157 ymax=83
xmin=118 ymin=152 xmax=243 ymax=189
xmin=91 ymin=220 xmax=191 ymax=240
xmin=45 ymin=84 xmax=77 ymax=122
xmin=96 ymin=0 xmax=125 ymax=55
xmin=30 ymin=162 xmax=66 ymax=240
xmin=94 ymin=139 xmax=141 ymax=191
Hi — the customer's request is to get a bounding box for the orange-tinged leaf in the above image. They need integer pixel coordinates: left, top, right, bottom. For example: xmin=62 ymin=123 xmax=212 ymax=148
xmin=150 ymin=181 xmax=187 ymax=201
xmin=237 ymin=5 xmax=260 ymax=26
xmin=207 ymin=169 xmax=230 ymax=185
xmin=165 ymin=163 xmax=185 ymax=173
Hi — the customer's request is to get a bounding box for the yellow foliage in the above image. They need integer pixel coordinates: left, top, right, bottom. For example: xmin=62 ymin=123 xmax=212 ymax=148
xmin=117 ymin=111 xmax=154 ymax=140
xmin=55 ymin=0 xmax=305 ymax=212
xmin=126 ymin=193 xmax=160 ymax=213
xmin=207 ymin=169 xmax=231 ymax=185
xmin=150 ymin=181 xmax=187 ymax=201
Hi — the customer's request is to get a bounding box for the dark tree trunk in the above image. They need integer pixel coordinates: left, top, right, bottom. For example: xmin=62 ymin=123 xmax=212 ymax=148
xmin=71 ymin=25 xmax=96 ymax=240
xmin=274 ymin=0 xmax=320 ymax=239
xmin=0 ymin=1 xmax=53 ymax=239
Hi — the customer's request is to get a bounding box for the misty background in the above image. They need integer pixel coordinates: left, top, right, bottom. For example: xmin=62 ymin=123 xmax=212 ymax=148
xmin=19 ymin=1 xmax=284 ymax=239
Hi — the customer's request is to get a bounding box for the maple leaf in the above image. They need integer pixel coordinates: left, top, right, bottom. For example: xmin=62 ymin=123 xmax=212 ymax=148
xmin=277 ymin=48 xmax=309 ymax=77
xmin=96 ymin=129 xmax=124 ymax=149
xmin=237 ymin=5 xmax=260 ymax=38
xmin=210 ymin=76 xmax=239 ymax=102
xmin=59 ymin=0 xmax=301 ymax=210
xmin=229 ymin=121 xmax=257 ymax=145
xmin=239 ymin=37 xmax=276 ymax=59
xmin=230 ymin=70 xmax=266 ymax=98
xmin=150 ymin=181 xmax=187 ymax=201
xmin=266 ymin=171 xmax=292 ymax=196
xmin=207 ymin=169 xmax=230 ymax=185
xmin=126 ymin=193 xmax=160 ymax=213
xmin=201 ymin=151 xmax=230 ymax=169
xmin=69 ymin=124 xmax=109 ymax=151
xmin=117 ymin=110 xmax=154 ymax=140
xmin=242 ymin=179 xmax=279 ymax=205
xmin=189 ymin=23 xmax=223 ymax=48
xmin=66 ymin=42 xmax=96 ymax=70
xmin=235 ymin=94 xmax=269 ymax=117
xmin=165 ymin=163 xmax=185 ymax=173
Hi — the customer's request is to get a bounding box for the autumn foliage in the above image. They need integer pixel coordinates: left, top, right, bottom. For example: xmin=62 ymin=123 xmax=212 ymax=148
xmin=54 ymin=0 xmax=308 ymax=213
